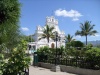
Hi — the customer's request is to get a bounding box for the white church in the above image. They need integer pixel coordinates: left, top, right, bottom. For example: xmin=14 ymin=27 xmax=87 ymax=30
xmin=28 ymin=16 xmax=66 ymax=52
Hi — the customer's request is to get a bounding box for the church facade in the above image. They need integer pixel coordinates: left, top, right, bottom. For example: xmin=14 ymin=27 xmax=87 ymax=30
xmin=28 ymin=16 xmax=66 ymax=51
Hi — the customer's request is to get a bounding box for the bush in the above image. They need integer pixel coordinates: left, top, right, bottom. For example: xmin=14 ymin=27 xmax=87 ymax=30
xmin=0 ymin=54 xmax=4 ymax=75
xmin=85 ymin=47 xmax=100 ymax=69
xmin=85 ymin=43 xmax=93 ymax=50
xmin=37 ymin=46 xmax=65 ymax=62
xmin=2 ymin=40 xmax=31 ymax=75
xmin=70 ymin=41 xmax=84 ymax=47
xmin=37 ymin=46 xmax=50 ymax=62
xmin=37 ymin=46 xmax=49 ymax=54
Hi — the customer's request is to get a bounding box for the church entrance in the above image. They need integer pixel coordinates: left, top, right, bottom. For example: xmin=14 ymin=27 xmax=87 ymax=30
xmin=51 ymin=43 xmax=55 ymax=48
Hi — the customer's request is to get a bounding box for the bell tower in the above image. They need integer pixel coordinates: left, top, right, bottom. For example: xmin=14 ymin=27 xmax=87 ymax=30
xmin=46 ymin=16 xmax=58 ymax=27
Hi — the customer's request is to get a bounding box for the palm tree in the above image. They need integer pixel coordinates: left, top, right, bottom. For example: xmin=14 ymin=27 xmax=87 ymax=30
xmin=65 ymin=34 xmax=75 ymax=43
xmin=39 ymin=25 xmax=54 ymax=43
xmin=75 ymin=21 xmax=97 ymax=45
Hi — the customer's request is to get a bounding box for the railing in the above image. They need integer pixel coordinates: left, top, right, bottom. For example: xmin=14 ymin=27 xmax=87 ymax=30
xmin=38 ymin=47 xmax=100 ymax=70
xmin=39 ymin=57 xmax=100 ymax=70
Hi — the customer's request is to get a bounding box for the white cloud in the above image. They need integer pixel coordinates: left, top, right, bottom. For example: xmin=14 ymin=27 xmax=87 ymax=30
xmin=21 ymin=27 xmax=29 ymax=31
xmin=74 ymin=36 xmax=81 ymax=38
xmin=91 ymin=34 xmax=100 ymax=37
xmin=72 ymin=18 xmax=79 ymax=21
xmin=54 ymin=9 xmax=83 ymax=21
xmin=95 ymin=34 xmax=100 ymax=37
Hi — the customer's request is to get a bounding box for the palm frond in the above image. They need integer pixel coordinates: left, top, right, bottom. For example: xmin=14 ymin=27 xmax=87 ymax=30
xmin=39 ymin=25 xmax=54 ymax=43
xmin=75 ymin=30 xmax=81 ymax=35
xmin=88 ymin=24 xmax=95 ymax=32
xmin=89 ymin=30 xmax=98 ymax=36
xmin=75 ymin=21 xmax=97 ymax=45
xmin=66 ymin=34 xmax=74 ymax=42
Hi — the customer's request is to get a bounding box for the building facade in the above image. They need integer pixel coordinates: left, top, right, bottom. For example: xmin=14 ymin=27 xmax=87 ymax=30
xmin=28 ymin=16 xmax=66 ymax=52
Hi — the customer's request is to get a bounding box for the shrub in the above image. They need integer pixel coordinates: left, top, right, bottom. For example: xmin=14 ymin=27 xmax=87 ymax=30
xmin=0 ymin=54 xmax=4 ymax=75
xmin=37 ymin=46 xmax=50 ymax=62
xmin=85 ymin=47 xmax=100 ymax=69
xmin=70 ymin=41 xmax=84 ymax=47
xmin=2 ymin=40 xmax=31 ymax=75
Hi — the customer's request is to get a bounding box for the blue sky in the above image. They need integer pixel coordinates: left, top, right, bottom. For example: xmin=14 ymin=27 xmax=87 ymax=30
xmin=19 ymin=0 xmax=100 ymax=42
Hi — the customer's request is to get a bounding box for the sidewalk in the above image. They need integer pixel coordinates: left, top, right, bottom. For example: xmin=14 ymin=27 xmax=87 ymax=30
xmin=29 ymin=66 xmax=77 ymax=75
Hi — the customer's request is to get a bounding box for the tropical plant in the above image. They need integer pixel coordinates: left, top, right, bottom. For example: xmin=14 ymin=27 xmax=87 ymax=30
xmin=75 ymin=21 xmax=97 ymax=45
xmin=39 ymin=25 xmax=54 ymax=43
xmin=65 ymin=34 xmax=75 ymax=43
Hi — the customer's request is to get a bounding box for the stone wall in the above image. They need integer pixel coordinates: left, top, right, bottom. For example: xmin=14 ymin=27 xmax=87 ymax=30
xmin=38 ymin=62 xmax=54 ymax=69
xmin=38 ymin=62 xmax=100 ymax=75
xmin=60 ymin=65 xmax=100 ymax=75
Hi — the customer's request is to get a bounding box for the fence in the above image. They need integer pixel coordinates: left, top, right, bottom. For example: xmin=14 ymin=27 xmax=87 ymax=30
xmin=38 ymin=47 xmax=100 ymax=70
xmin=39 ymin=57 xmax=100 ymax=70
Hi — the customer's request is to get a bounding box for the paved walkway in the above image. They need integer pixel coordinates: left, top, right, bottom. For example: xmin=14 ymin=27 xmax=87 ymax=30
xmin=29 ymin=66 xmax=77 ymax=75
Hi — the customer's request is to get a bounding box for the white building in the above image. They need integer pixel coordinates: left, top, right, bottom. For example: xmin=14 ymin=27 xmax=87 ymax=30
xmin=28 ymin=16 xmax=66 ymax=51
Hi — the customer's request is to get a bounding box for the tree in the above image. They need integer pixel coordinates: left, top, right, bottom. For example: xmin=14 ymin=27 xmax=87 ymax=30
xmin=0 ymin=0 xmax=31 ymax=74
xmin=28 ymin=35 xmax=34 ymax=42
xmin=70 ymin=41 xmax=84 ymax=47
xmin=75 ymin=21 xmax=97 ymax=45
xmin=65 ymin=34 xmax=75 ymax=43
xmin=65 ymin=34 xmax=75 ymax=48
xmin=39 ymin=25 xmax=54 ymax=43
xmin=21 ymin=35 xmax=34 ymax=42
xmin=0 ymin=0 xmax=20 ymax=25
xmin=0 ymin=0 xmax=21 ymax=50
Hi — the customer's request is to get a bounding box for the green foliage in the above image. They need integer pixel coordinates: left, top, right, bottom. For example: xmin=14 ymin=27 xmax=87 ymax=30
xmin=85 ymin=47 xmax=100 ymax=69
xmin=37 ymin=46 xmax=50 ymax=55
xmin=85 ymin=47 xmax=100 ymax=59
xmin=37 ymin=46 xmax=49 ymax=62
xmin=65 ymin=34 xmax=75 ymax=43
xmin=75 ymin=21 xmax=97 ymax=45
xmin=0 ymin=0 xmax=21 ymax=50
xmin=20 ymin=35 xmax=34 ymax=42
xmin=0 ymin=0 xmax=31 ymax=74
xmin=96 ymin=45 xmax=100 ymax=48
xmin=0 ymin=0 xmax=20 ymax=24
xmin=66 ymin=47 xmax=81 ymax=58
xmin=70 ymin=41 xmax=84 ymax=47
xmin=66 ymin=41 xmax=84 ymax=48
xmin=0 ymin=54 xmax=4 ymax=75
xmin=85 ymin=43 xmax=93 ymax=50
xmin=39 ymin=25 xmax=54 ymax=43
xmin=28 ymin=35 xmax=34 ymax=42
xmin=2 ymin=40 xmax=31 ymax=75
xmin=66 ymin=42 xmax=71 ymax=48
xmin=37 ymin=46 xmax=65 ymax=56
xmin=37 ymin=46 xmax=66 ymax=61
xmin=59 ymin=46 xmax=65 ymax=54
